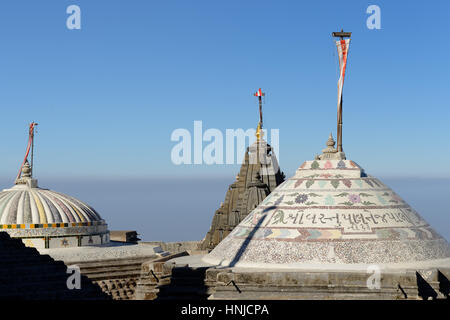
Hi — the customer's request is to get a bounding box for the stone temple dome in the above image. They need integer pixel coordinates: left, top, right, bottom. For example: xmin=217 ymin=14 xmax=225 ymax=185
xmin=203 ymin=134 xmax=450 ymax=268
xmin=0 ymin=161 xmax=109 ymax=249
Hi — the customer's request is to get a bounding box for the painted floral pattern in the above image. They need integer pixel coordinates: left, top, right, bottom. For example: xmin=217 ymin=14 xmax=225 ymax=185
xmin=348 ymin=194 xmax=361 ymax=203
xmin=311 ymin=161 xmax=320 ymax=169
xmin=294 ymin=179 xmax=304 ymax=188
xmin=305 ymin=180 xmax=315 ymax=188
xmin=335 ymin=192 xmax=376 ymax=206
xmin=295 ymin=194 xmax=308 ymax=204
xmin=337 ymin=160 xmax=346 ymax=168
xmin=342 ymin=179 xmax=352 ymax=188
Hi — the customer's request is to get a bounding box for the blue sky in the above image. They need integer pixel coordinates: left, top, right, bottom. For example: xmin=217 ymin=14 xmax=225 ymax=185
xmin=0 ymin=0 xmax=449 ymax=181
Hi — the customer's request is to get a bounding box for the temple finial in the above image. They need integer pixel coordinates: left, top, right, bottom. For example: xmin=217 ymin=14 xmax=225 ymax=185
xmin=315 ymin=132 xmax=346 ymax=160
xmin=323 ymin=133 xmax=337 ymax=154
xmin=21 ymin=160 xmax=32 ymax=178
xmin=326 ymin=132 xmax=335 ymax=147
xmin=255 ymin=122 xmax=264 ymax=141
xmin=15 ymin=160 xmax=38 ymax=187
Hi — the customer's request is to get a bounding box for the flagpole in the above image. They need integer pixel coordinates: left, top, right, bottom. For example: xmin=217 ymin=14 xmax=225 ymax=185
xmin=30 ymin=122 xmax=37 ymax=177
xmin=31 ymin=129 xmax=34 ymax=177
xmin=332 ymin=30 xmax=351 ymax=153
xmin=259 ymin=95 xmax=263 ymax=128
xmin=254 ymin=88 xmax=265 ymax=139
xmin=337 ymin=94 xmax=343 ymax=152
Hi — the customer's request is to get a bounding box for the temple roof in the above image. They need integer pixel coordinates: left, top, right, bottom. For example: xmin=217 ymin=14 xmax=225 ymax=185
xmin=203 ymin=136 xmax=450 ymax=267
xmin=199 ymin=137 xmax=285 ymax=251
xmin=0 ymin=161 xmax=107 ymax=237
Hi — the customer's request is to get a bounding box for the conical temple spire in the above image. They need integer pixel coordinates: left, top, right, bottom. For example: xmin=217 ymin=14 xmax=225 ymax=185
xmin=199 ymin=88 xmax=285 ymax=251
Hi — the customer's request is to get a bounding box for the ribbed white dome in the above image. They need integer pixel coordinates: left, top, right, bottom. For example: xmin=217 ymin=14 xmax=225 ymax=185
xmin=0 ymin=161 xmax=109 ymax=247
xmin=0 ymin=185 xmax=103 ymax=225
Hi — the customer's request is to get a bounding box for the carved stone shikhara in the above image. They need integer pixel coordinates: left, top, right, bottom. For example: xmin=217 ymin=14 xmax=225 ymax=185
xmin=199 ymin=138 xmax=285 ymax=251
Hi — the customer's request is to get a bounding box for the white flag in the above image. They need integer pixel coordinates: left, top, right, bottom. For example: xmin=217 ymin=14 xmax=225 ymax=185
xmin=336 ymin=39 xmax=350 ymax=105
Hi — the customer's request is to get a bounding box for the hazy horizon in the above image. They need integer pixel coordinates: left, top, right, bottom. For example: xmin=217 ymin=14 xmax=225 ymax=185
xmin=1 ymin=176 xmax=448 ymax=243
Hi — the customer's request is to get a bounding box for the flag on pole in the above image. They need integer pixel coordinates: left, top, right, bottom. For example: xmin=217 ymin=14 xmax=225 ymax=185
xmin=336 ymin=39 xmax=350 ymax=105
xmin=16 ymin=122 xmax=38 ymax=180
xmin=254 ymin=88 xmax=264 ymax=97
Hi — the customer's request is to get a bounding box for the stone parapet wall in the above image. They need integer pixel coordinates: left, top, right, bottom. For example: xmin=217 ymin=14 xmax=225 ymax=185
xmin=95 ymin=278 xmax=138 ymax=300
xmin=147 ymin=255 xmax=450 ymax=300
xmin=0 ymin=232 xmax=109 ymax=299
xmin=206 ymin=267 xmax=450 ymax=300
xmin=134 ymin=251 xmax=190 ymax=300
xmin=63 ymin=255 xmax=160 ymax=300
xmin=143 ymin=241 xmax=203 ymax=254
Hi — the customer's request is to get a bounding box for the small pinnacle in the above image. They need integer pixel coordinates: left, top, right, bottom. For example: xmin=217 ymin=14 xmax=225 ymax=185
xmin=21 ymin=160 xmax=32 ymax=178
xmin=326 ymin=133 xmax=336 ymax=148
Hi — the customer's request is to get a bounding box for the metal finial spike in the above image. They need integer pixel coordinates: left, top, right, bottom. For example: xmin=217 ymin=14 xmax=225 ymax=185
xmin=254 ymin=88 xmax=265 ymax=128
